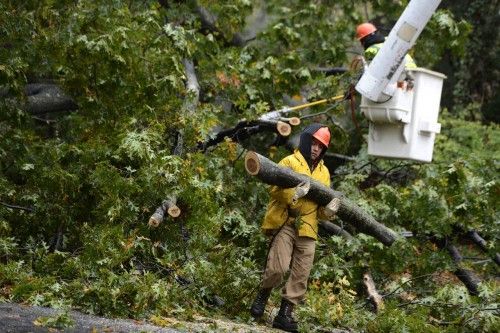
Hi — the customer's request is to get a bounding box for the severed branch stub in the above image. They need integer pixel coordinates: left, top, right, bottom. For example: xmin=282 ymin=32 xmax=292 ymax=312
xmin=244 ymin=151 xmax=399 ymax=246
xmin=363 ymin=271 xmax=385 ymax=313
xmin=281 ymin=116 xmax=301 ymax=126
xmin=148 ymin=198 xmax=181 ymax=228
xmin=199 ymin=119 xmax=292 ymax=152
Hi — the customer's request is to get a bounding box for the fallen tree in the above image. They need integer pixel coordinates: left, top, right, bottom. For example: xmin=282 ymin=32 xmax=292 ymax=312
xmin=244 ymin=151 xmax=399 ymax=246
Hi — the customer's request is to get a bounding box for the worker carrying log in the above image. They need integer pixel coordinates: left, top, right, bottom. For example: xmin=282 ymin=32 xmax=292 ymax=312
xmin=250 ymin=123 xmax=340 ymax=333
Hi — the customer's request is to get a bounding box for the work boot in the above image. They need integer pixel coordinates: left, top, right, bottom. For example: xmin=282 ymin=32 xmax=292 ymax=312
xmin=272 ymin=298 xmax=298 ymax=332
xmin=250 ymin=288 xmax=272 ymax=318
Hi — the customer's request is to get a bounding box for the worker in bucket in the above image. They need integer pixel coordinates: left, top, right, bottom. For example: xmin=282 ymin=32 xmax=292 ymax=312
xmin=356 ymin=22 xmax=416 ymax=88
xmin=356 ymin=22 xmax=417 ymax=68
xmin=250 ymin=123 xmax=341 ymax=333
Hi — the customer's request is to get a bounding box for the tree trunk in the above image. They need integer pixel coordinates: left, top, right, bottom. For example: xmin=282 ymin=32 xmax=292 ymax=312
xmin=244 ymin=151 xmax=399 ymax=246
xmin=467 ymin=230 xmax=500 ymax=266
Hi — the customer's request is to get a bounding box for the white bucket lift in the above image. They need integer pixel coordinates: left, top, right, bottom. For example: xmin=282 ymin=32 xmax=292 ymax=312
xmin=360 ymin=68 xmax=446 ymax=162
xmin=355 ymin=0 xmax=444 ymax=162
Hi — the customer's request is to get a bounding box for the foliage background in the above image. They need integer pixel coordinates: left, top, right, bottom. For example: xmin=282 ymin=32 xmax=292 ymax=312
xmin=0 ymin=0 xmax=498 ymax=332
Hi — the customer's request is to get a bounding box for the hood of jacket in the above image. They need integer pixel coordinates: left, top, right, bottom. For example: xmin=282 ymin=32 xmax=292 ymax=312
xmin=298 ymin=123 xmax=328 ymax=171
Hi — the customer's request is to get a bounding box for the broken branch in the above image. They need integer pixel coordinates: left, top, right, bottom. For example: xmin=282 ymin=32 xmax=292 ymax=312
xmin=445 ymin=242 xmax=481 ymax=295
xmin=467 ymin=230 xmax=500 ymax=266
xmin=318 ymin=220 xmax=354 ymax=240
xmin=0 ymin=201 xmax=34 ymax=212
xmin=182 ymin=58 xmax=200 ymax=114
xmin=363 ymin=271 xmax=385 ymax=313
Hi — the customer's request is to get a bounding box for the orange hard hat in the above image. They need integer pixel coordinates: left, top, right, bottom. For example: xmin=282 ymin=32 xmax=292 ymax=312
xmin=312 ymin=127 xmax=330 ymax=148
xmin=356 ymin=23 xmax=377 ymax=40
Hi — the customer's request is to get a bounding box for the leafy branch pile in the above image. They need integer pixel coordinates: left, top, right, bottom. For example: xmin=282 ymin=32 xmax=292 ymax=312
xmin=0 ymin=1 xmax=498 ymax=332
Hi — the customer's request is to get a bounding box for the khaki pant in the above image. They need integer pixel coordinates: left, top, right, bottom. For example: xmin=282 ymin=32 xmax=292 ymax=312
xmin=261 ymin=224 xmax=316 ymax=305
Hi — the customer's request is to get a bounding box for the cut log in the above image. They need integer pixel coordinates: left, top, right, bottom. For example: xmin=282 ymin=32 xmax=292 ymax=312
xmin=363 ymin=271 xmax=385 ymax=313
xmin=282 ymin=117 xmax=301 ymax=126
xmin=246 ymin=119 xmax=291 ymax=137
xmin=467 ymin=230 xmax=500 ymax=266
xmin=148 ymin=198 xmax=181 ymax=228
xmin=244 ymin=151 xmax=399 ymax=246
xmin=276 ymin=120 xmax=291 ymax=136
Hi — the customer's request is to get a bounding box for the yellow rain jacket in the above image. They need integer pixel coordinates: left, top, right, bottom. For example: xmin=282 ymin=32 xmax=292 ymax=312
xmin=261 ymin=149 xmax=331 ymax=240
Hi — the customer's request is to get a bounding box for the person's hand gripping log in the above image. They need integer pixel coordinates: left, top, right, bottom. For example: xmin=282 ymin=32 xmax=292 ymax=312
xmin=291 ymin=180 xmax=311 ymax=205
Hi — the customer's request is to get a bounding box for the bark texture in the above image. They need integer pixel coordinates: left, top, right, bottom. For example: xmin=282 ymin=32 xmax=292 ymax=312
xmin=182 ymin=58 xmax=200 ymax=114
xmin=363 ymin=271 xmax=385 ymax=313
xmin=445 ymin=242 xmax=481 ymax=296
xmin=25 ymin=83 xmax=78 ymax=115
xmin=244 ymin=151 xmax=399 ymax=246
xmin=318 ymin=221 xmax=354 ymax=240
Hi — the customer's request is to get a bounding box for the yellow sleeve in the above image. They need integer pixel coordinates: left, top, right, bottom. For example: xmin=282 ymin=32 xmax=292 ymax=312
xmin=364 ymin=45 xmax=379 ymax=61
xmin=404 ymin=54 xmax=417 ymax=69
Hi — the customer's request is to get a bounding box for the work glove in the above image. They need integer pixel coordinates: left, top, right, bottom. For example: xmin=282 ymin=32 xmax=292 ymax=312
xmin=404 ymin=71 xmax=415 ymax=90
xmin=324 ymin=197 xmax=341 ymax=218
xmin=291 ymin=180 xmax=310 ymax=205
xmin=406 ymin=79 xmax=414 ymax=90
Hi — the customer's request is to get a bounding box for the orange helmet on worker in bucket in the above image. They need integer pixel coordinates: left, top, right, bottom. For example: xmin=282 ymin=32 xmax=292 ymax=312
xmin=356 ymin=22 xmax=377 ymax=40
xmin=312 ymin=127 xmax=331 ymax=148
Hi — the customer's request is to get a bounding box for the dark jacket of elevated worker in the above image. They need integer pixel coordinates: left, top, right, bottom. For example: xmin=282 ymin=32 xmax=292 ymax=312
xmin=250 ymin=123 xmax=340 ymax=333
